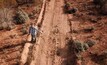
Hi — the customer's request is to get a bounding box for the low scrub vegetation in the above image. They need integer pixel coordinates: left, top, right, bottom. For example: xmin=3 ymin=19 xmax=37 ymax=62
xmin=0 ymin=0 xmax=42 ymax=31
xmin=0 ymin=8 xmax=15 ymax=30
xmin=14 ymin=8 xmax=29 ymax=24
xmin=73 ymin=40 xmax=96 ymax=53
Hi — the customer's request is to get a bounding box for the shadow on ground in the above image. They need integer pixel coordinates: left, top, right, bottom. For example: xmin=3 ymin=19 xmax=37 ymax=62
xmin=90 ymin=53 xmax=107 ymax=65
xmin=56 ymin=38 xmax=77 ymax=65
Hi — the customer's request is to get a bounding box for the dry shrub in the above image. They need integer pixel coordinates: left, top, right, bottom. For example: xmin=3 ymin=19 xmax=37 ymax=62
xmin=0 ymin=0 xmax=17 ymax=30
xmin=14 ymin=8 xmax=29 ymax=24
xmin=0 ymin=8 xmax=15 ymax=30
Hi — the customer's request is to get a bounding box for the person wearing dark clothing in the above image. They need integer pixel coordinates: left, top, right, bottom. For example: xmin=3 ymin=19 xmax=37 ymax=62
xmin=29 ymin=23 xmax=38 ymax=43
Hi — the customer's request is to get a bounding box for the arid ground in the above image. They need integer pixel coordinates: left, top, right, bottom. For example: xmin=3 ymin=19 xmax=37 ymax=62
xmin=0 ymin=0 xmax=107 ymax=65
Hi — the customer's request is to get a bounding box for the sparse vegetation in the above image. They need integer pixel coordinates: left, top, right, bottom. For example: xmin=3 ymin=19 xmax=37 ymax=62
xmin=0 ymin=8 xmax=15 ymax=30
xmin=83 ymin=26 xmax=94 ymax=33
xmin=14 ymin=8 xmax=29 ymax=24
xmin=65 ymin=0 xmax=107 ymax=65
xmin=73 ymin=40 xmax=85 ymax=53
xmin=0 ymin=0 xmax=106 ymax=65
xmin=83 ymin=43 xmax=89 ymax=50
xmin=85 ymin=40 xmax=96 ymax=47
xmin=0 ymin=0 xmax=43 ymax=65
xmin=73 ymin=39 xmax=96 ymax=53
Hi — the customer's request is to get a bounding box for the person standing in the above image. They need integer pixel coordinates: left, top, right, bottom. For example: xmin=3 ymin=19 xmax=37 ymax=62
xmin=29 ymin=23 xmax=38 ymax=43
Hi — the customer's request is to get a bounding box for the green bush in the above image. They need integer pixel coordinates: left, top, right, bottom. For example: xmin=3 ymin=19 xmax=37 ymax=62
xmin=85 ymin=40 xmax=96 ymax=47
xmin=14 ymin=8 xmax=29 ymax=24
xmin=73 ymin=40 xmax=85 ymax=52
xmin=83 ymin=43 xmax=89 ymax=50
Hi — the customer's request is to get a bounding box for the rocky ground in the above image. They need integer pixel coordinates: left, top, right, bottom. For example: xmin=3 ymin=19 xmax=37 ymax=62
xmin=0 ymin=0 xmax=42 ymax=65
xmin=0 ymin=0 xmax=107 ymax=65
xmin=65 ymin=0 xmax=107 ymax=65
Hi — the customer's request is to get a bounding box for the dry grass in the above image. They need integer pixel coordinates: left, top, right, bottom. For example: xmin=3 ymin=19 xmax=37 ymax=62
xmin=0 ymin=8 xmax=15 ymax=30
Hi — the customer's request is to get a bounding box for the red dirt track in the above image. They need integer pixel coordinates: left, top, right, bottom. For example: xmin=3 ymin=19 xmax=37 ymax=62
xmin=0 ymin=0 xmax=107 ymax=65
xmin=30 ymin=0 xmax=71 ymax=65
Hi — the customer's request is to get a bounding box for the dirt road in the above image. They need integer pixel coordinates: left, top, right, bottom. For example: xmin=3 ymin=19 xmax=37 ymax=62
xmin=30 ymin=0 xmax=71 ymax=65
